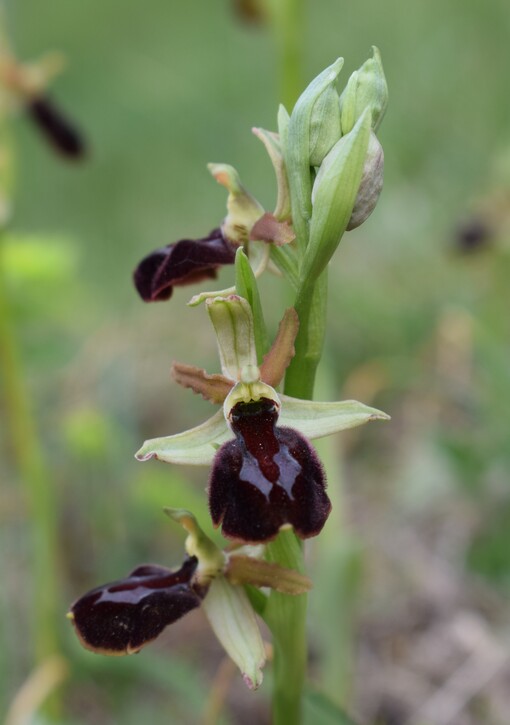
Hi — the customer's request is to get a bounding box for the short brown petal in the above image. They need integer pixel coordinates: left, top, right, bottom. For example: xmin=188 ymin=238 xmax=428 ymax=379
xmin=171 ymin=362 xmax=234 ymax=404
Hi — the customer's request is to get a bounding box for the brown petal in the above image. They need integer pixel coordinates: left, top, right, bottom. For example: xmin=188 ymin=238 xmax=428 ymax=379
xmin=171 ymin=362 xmax=234 ymax=404
xmin=250 ymin=213 xmax=295 ymax=246
xmin=259 ymin=308 xmax=299 ymax=387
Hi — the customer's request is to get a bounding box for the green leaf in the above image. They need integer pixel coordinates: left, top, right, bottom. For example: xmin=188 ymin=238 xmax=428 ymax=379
xmin=135 ymin=410 xmax=231 ymax=466
xmin=279 ymin=395 xmax=389 ymax=439
xmin=235 ymin=248 xmax=269 ymax=363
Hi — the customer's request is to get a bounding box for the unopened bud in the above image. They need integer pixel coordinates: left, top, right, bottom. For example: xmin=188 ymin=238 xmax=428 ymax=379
xmin=347 ymin=131 xmax=384 ymax=230
xmin=339 ymin=46 xmax=388 ymax=134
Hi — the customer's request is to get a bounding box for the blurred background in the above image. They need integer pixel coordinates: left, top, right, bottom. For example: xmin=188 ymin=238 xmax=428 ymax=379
xmin=2 ymin=0 xmax=510 ymax=723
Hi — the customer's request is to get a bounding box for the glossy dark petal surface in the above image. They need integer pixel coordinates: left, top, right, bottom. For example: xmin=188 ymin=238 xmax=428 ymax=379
xmin=27 ymin=96 xmax=86 ymax=159
xmin=70 ymin=557 xmax=205 ymax=655
xmin=133 ymin=229 xmax=236 ymax=302
xmin=209 ymin=398 xmax=331 ymax=542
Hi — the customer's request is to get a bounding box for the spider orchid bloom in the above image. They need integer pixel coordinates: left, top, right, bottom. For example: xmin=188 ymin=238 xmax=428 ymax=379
xmin=136 ymin=296 xmax=389 ymax=543
xmin=68 ymin=509 xmax=311 ymax=689
xmin=133 ymin=163 xmax=295 ymax=305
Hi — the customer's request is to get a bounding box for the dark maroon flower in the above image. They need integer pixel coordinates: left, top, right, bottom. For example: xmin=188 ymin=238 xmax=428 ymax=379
xmin=133 ymin=229 xmax=237 ymax=302
xmin=27 ymin=96 xmax=86 ymax=159
xmin=209 ymin=398 xmax=331 ymax=543
xmin=69 ymin=557 xmax=207 ymax=655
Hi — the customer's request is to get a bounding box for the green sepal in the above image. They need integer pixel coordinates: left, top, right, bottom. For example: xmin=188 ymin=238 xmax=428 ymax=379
xmin=135 ymin=409 xmax=231 ymax=466
xmin=278 ymin=395 xmax=389 ymax=439
xmin=202 ymin=576 xmax=266 ymax=690
xmin=300 ymin=109 xmax=371 ymax=285
xmin=286 ymin=58 xmax=344 ymax=251
xmin=235 ymin=248 xmax=269 ymax=363
xmin=252 ymin=126 xmax=291 ymax=221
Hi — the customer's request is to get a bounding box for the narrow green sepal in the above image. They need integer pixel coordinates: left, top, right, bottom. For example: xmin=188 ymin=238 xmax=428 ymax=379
xmin=135 ymin=409 xmax=231 ymax=466
xmin=339 ymin=46 xmax=388 ymax=134
xmin=202 ymin=576 xmax=266 ymax=690
xmin=279 ymin=395 xmax=390 ymax=439
xmin=235 ymin=249 xmax=269 ymax=363
xmin=252 ymin=127 xmax=291 ymax=220
xmin=300 ymin=109 xmax=371 ymax=284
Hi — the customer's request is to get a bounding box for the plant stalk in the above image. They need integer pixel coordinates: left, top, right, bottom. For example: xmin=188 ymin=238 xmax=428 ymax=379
xmin=264 ymin=268 xmax=328 ymax=724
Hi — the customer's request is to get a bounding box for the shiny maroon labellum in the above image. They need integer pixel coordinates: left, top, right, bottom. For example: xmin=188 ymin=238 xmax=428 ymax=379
xmin=69 ymin=557 xmax=206 ymax=655
xmin=209 ymin=398 xmax=331 ymax=542
xmin=133 ymin=229 xmax=237 ymax=302
xmin=27 ymin=96 xmax=86 ymax=159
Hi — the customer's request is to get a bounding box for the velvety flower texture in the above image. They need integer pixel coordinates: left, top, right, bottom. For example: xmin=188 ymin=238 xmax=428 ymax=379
xmin=133 ymin=229 xmax=237 ymax=302
xmin=209 ymin=398 xmax=331 ymax=542
xmin=69 ymin=557 xmax=206 ymax=655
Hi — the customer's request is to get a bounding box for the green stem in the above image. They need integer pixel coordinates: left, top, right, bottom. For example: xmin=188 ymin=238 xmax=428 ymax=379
xmin=266 ymin=0 xmax=305 ymax=109
xmin=264 ymin=531 xmax=307 ymax=725
xmin=284 ymin=271 xmax=328 ymax=399
xmin=0 ymin=243 xmax=61 ymax=709
xmin=264 ymin=268 xmax=328 ymax=724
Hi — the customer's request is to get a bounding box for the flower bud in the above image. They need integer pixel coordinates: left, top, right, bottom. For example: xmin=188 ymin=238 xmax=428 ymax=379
xmin=347 ymin=131 xmax=384 ymax=230
xmin=339 ymin=46 xmax=388 ymax=134
xmin=309 ymin=83 xmax=342 ymax=167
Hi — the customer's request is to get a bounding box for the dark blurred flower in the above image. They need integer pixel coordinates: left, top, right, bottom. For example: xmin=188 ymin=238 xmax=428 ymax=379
xmin=454 ymin=217 xmax=493 ymax=254
xmin=27 ymin=95 xmax=86 ymax=160
xmin=69 ymin=557 xmax=206 ymax=655
xmin=209 ymin=397 xmax=331 ymax=543
xmin=133 ymin=229 xmax=237 ymax=302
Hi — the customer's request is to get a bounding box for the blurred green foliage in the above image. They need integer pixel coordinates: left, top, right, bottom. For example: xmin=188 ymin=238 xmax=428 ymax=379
xmin=2 ymin=0 xmax=510 ymax=723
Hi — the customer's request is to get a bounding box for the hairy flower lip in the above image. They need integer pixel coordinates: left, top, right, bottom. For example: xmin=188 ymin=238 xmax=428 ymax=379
xmin=69 ymin=557 xmax=206 ymax=656
xmin=133 ymin=228 xmax=237 ymax=302
xmin=209 ymin=397 xmax=331 ymax=543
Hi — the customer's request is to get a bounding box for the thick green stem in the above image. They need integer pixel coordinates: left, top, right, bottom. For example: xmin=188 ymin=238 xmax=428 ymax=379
xmin=0 ymin=244 xmax=61 ymax=709
xmin=264 ymin=268 xmax=328 ymax=724
xmin=284 ymin=271 xmax=328 ymax=399
xmin=264 ymin=531 xmax=307 ymax=725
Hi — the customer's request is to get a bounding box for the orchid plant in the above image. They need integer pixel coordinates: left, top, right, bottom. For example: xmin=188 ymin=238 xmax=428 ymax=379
xmin=69 ymin=47 xmax=388 ymax=723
